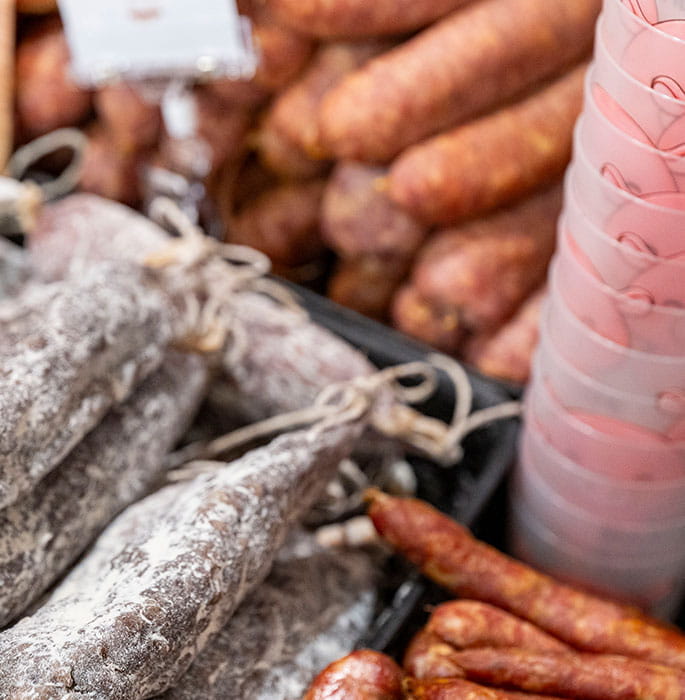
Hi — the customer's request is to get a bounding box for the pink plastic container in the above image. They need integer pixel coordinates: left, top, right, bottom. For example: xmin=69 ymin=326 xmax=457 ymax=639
xmin=554 ymin=224 xmax=685 ymax=355
xmin=593 ymin=13 xmax=685 ymax=144
xmin=571 ymin=124 xmax=685 ymax=255
xmin=545 ymin=266 xmax=685 ymax=397
xmin=603 ymin=0 xmax=685 ymax=93
xmin=511 ymin=451 xmax=685 ymax=560
xmin=536 ymin=314 xmax=685 ymax=433
xmin=525 ymin=371 xmax=685 ymax=481
xmin=563 ymin=174 xmax=685 ymax=297
xmin=580 ymin=68 xmax=685 ymax=193
xmin=521 ymin=406 xmax=685 ymax=521
xmin=508 ymin=495 xmax=685 ymax=619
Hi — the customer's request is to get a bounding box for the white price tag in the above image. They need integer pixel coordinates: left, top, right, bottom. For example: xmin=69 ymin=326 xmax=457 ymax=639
xmin=57 ymin=0 xmax=258 ymax=87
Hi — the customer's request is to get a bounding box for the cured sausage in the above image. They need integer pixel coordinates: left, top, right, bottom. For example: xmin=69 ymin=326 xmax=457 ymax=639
xmin=321 ymin=161 xmax=427 ymax=261
xmin=303 ymin=649 xmax=404 ymax=699
xmin=404 ymin=677 xmax=562 ymax=700
xmin=462 ymin=287 xmax=545 ymax=385
xmin=0 ymin=418 xmax=366 ymax=698
xmin=226 ymin=179 xmax=326 ymax=267
xmin=0 ymin=352 xmax=207 ymax=627
xmin=387 ymin=65 xmax=585 ymax=225
xmin=14 ymin=17 xmax=92 ymax=138
xmin=0 ymin=263 xmax=173 ymax=509
xmin=268 ymin=0 xmax=475 ymax=39
xmin=403 ymin=628 xmax=469 ymax=680
xmin=318 ymin=0 xmax=599 ymax=162
xmin=410 ymin=184 xmax=560 ymax=334
xmin=426 ymin=600 xmax=570 ymax=654
xmin=450 ymin=647 xmax=685 ymax=700
xmin=367 ymin=491 xmax=685 ymax=670
xmin=257 ymin=41 xmax=389 ymax=178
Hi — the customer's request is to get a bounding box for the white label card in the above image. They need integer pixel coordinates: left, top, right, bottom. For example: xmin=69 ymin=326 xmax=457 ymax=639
xmin=57 ymin=0 xmax=258 ymax=87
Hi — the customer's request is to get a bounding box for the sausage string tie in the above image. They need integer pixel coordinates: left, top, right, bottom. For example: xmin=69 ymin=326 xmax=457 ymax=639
xmin=167 ymin=355 xmax=522 ymax=481
xmin=144 ymin=196 xmax=305 ymax=360
xmin=1 ymin=127 xmax=87 ymax=234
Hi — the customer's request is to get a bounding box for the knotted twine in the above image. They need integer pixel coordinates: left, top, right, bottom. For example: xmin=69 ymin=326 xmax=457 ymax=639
xmin=142 ymin=197 xmax=521 ymax=476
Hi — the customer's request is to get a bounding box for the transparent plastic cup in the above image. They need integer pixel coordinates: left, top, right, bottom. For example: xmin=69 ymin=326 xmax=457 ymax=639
xmin=521 ymin=406 xmax=685 ymax=522
xmin=545 ymin=264 xmax=685 ymax=397
xmin=570 ymin=124 xmax=685 ymax=257
xmin=554 ymin=224 xmax=685 ymax=355
xmin=536 ymin=315 xmax=685 ymax=433
xmin=511 ymin=447 xmax=685 ymax=559
xmin=508 ymin=495 xmax=685 ymax=620
xmin=603 ymin=0 xmax=685 ymax=93
xmin=593 ymin=13 xmax=685 ymax=144
xmin=580 ymin=68 xmax=685 ymax=193
xmin=563 ymin=173 xmax=685 ymax=296
xmin=525 ymin=370 xmax=685 ymax=481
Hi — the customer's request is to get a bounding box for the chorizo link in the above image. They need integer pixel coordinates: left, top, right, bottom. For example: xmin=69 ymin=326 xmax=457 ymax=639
xmin=302 ymin=649 xmax=404 ymax=700
xmin=450 ymin=647 xmax=685 ymax=700
xmin=426 ymin=600 xmax=571 ymax=654
xmin=387 ymin=65 xmax=586 ymax=226
xmin=268 ymin=0 xmax=475 ymax=39
xmin=317 ymin=0 xmax=599 ymax=162
xmin=0 ymin=419 xmax=365 ymax=698
xmin=404 ymin=677 xmax=563 ymax=700
xmin=257 ymin=41 xmax=390 ymax=178
xmin=403 ymin=628 xmax=469 ymax=680
xmin=366 ymin=491 xmax=685 ymax=670
xmin=410 ymin=183 xmax=560 ymax=334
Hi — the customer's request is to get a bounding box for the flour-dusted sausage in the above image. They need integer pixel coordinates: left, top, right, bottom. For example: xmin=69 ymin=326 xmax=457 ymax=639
xmin=318 ymin=0 xmax=599 ymax=162
xmin=0 ymin=418 xmax=366 ymax=698
xmin=0 ymin=352 xmax=207 ymax=627
xmin=0 ymin=263 xmax=173 ymax=509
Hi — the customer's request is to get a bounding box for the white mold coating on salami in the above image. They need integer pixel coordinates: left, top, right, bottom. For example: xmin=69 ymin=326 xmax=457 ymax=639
xmin=0 ymin=263 xmax=174 ymax=509
xmin=159 ymin=541 xmax=378 ymax=700
xmin=0 ymin=237 xmax=30 ymax=298
xmin=0 ymin=352 xmax=207 ymax=627
xmin=29 ymin=194 xmax=380 ymax=418
xmin=0 ymin=420 xmax=363 ymax=699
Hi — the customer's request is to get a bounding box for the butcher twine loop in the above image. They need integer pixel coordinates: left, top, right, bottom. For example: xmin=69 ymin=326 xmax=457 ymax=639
xmin=8 ymin=128 xmax=88 ymax=203
xmin=167 ymin=354 xmax=522 ymax=482
xmin=144 ymin=196 xmax=304 ymax=360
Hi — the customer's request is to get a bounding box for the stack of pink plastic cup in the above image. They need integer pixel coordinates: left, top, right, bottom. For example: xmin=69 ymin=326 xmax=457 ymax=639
xmin=510 ymin=0 xmax=685 ymax=619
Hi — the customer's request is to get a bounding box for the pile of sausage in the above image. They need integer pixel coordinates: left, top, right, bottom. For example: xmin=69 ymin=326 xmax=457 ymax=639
xmin=303 ymin=490 xmax=685 ymax=699
xmin=11 ymin=0 xmax=600 ymax=384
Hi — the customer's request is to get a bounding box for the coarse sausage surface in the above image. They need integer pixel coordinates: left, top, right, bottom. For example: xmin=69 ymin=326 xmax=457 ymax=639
xmin=451 ymin=647 xmax=685 ymax=700
xmin=303 ymin=649 xmax=404 ymax=699
xmin=366 ymin=491 xmax=685 ymax=671
xmin=410 ymin=184 xmax=560 ymax=334
xmin=318 ymin=0 xmax=599 ymax=161
xmin=267 ymin=0 xmax=475 ymax=39
xmin=426 ymin=600 xmax=571 ymax=653
xmin=387 ymin=65 xmax=586 ymax=225
xmin=404 ymin=677 xmax=562 ymax=700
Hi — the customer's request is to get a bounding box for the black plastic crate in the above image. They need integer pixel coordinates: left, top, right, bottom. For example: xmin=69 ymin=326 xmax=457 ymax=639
xmin=292 ymin=285 xmax=522 ymax=655
xmin=293 ymin=284 xmax=685 ymax=653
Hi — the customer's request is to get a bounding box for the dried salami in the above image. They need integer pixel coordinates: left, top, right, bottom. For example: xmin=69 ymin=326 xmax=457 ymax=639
xmin=0 ymin=352 xmax=207 ymax=627
xmin=0 ymin=418 xmax=364 ymax=698
xmin=0 ymin=263 xmax=173 ymax=509
xmin=159 ymin=537 xmax=378 ymax=699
